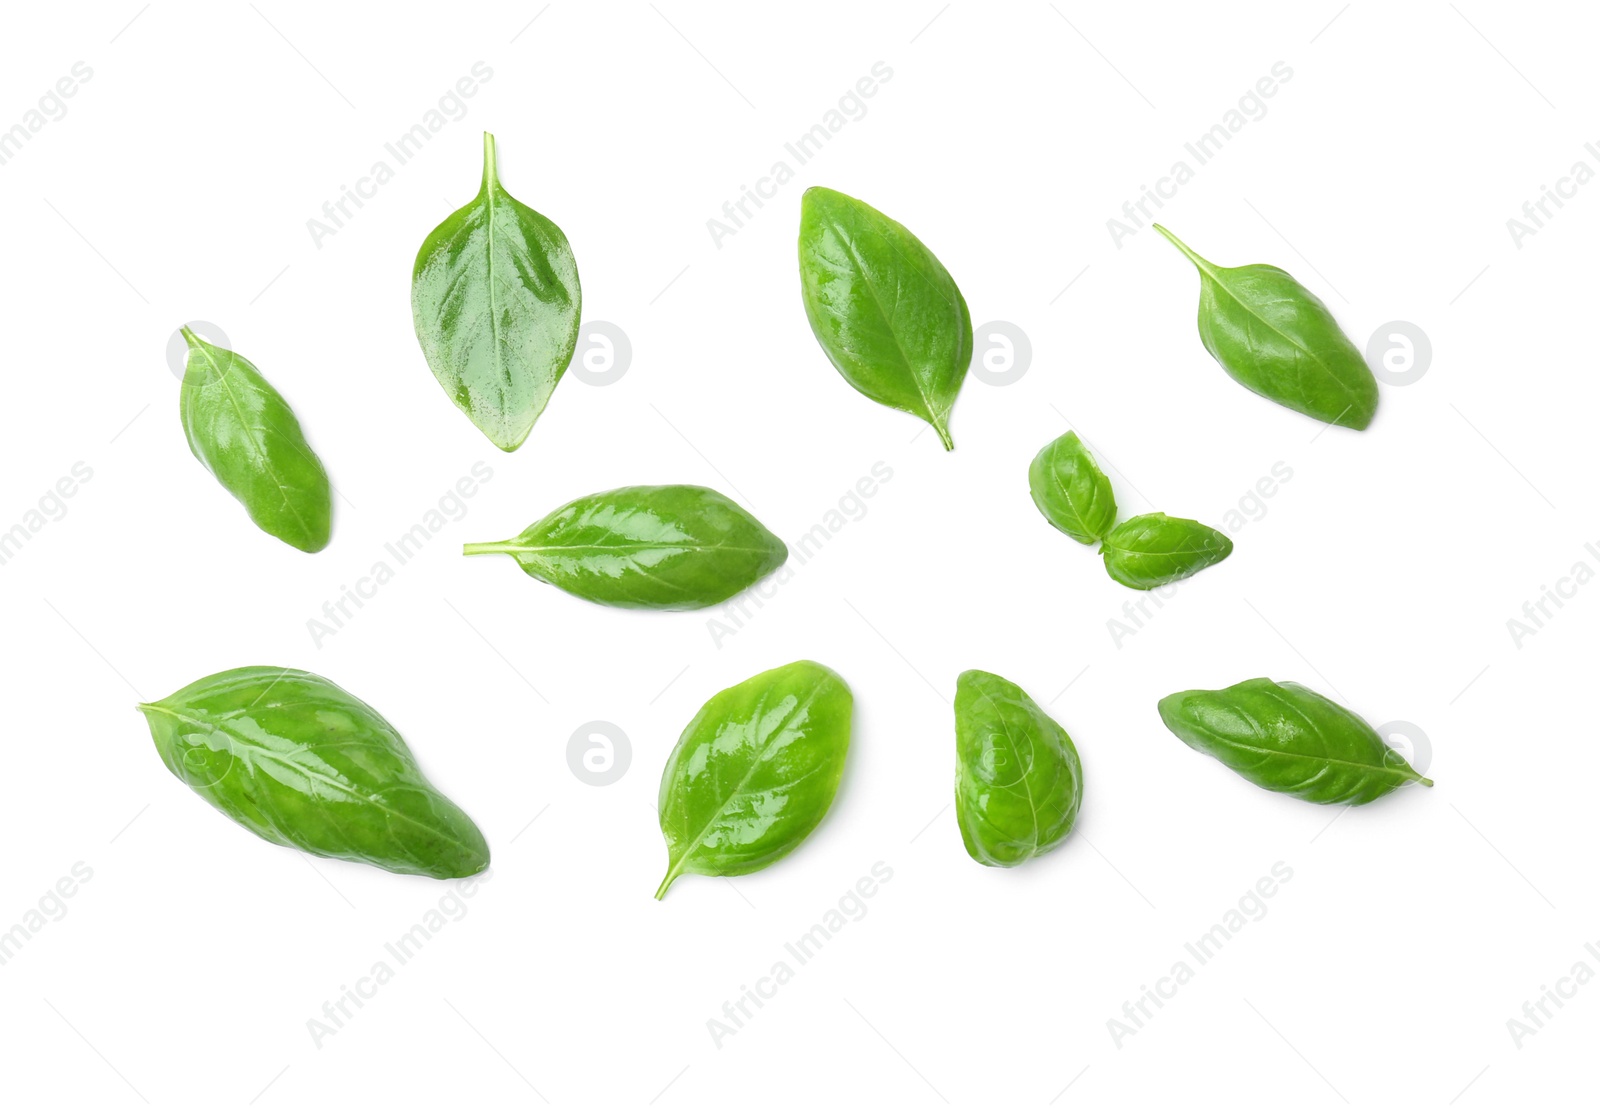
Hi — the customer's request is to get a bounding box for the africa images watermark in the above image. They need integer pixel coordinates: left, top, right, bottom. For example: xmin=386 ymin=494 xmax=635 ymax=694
xmin=1504 ymin=142 xmax=1600 ymax=249
xmin=307 ymin=462 xmax=494 ymax=647
xmin=1106 ymin=61 xmax=1293 ymax=248
xmin=706 ymin=61 xmax=894 ymax=249
xmin=1506 ymin=940 xmax=1600 ymax=1049
xmin=306 ymin=62 xmax=494 ymax=248
xmin=705 ymin=461 xmax=894 ymax=647
xmin=1504 ymin=540 xmax=1600 ymax=649
xmin=0 ymin=861 xmax=94 ymax=969
xmin=0 ymin=461 xmax=94 ymax=568
xmin=306 ymin=870 xmax=491 ymax=1048
xmin=706 ymin=861 xmax=893 ymax=1048
xmin=1106 ymin=860 xmax=1294 ymax=1047
xmin=0 ymin=61 xmax=93 ymax=168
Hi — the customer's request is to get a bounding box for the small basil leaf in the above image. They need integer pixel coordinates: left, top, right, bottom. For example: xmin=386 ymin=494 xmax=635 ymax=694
xmin=954 ymin=670 xmax=1082 ymax=867
xmin=1100 ymin=512 xmax=1232 ymax=589
xmin=138 ymin=667 xmax=489 ymax=878
xmin=178 ymin=328 xmax=332 ymax=553
xmin=655 ymin=660 xmax=852 ymax=898
xmin=1028 ymin=430 xmax=1116 ymax=545
xmin=798 ymin=186 xmax=972 ymax=449
xmin=1157 ymin=677 xmax=1433 ymax=805
xmin=463 ymin=484 xmax=787 ymax=610
xmin=1154 ymin=225 xmax=1378 ymax=430
xmin=412 ymin=132 xmax=581 ymax=451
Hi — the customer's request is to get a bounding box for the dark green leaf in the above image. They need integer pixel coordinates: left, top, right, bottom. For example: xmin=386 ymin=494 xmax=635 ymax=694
xmin=1155 ymin=225 xmax=1378 ymax=430
xmin=1157 ymin=677 xmax=1433 ymax=804
xmin=954 ymin=670 xmax=1082 ymax=867
xmin=179 ymin=328 xmax=332 ymax=553
xmin=798 ymin=186 xmax=972 ymax=449
xmin=412 ymin=132 xmax=581 ymax=451
xmin=656 ymin=661 xmax=852 ymax=898
xmin=1028 ymin=430 xmax=1116 ymax=545
xmin=138 ymin=667 xmax=489 ymax=878
xmin=463 ymin=485 xmax=787 ymax=610
xmin=1101 ymin=512 xmax=1232 ymax=589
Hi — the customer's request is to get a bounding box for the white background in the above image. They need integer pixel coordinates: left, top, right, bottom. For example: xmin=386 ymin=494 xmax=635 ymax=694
xmin=0 ymin=1 xmax=1592 ymax=1105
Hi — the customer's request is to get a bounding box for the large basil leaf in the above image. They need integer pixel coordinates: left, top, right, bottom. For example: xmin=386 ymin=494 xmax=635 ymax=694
xmin=798 ymin=186 xmax=972 ymax=449
xmin=954 ymin=670 xmax=1082 ymax=867
xmin=655 ymin=661 xmax=852 ymax=899
xmin=139 ymin=667 xmax=489 ymax=878
xmin=1158 ymin=677 xmax=1433 ymax=804
xmin=1155 ymin=225 xmax=1378 ymax=430
xmin=1028 ymin=431 xmax=1116 ymax=545
xmin=1101 ymin=512 xmax=1232 ymax=589
xmin=463 ymin=484 xmax=787 ymax=610
xmin=411 ymin=132 xmax=581 ymax=451
xmin=178 ymin=328 xmax=332 ymax=553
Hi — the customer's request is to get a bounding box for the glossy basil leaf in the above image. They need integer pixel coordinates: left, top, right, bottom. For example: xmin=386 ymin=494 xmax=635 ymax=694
xmin=1154 ymin=225 xmax=1378 ymax=430
xmin=1028 ymin=431 xmax=1116 ymax=545
xmin=1157 ymin=677 xmax=1433 ymax=805
xmin=798 ymin=186 xmax=972 ymax=449
xmin=412 ymin=132 xmax=581 ymax=451
xmin=178 ymin=328 xmax=332 ymax=553
xmin=1101 ymin=512 xmax=1232 ymax=589
xmin=954 ymin=670 xmax=1082 ymax=868
xmin=138 ymin=667 xmax=489 ymax=878
xmin=463 ymin=484 xmax=787 ymax=610
xmin=655 ymin=661 xmax=852 ymax=899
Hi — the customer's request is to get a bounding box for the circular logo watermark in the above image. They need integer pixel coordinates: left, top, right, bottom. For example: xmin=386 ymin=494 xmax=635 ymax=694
xmin=179 ymin=739 xmax=236 ymax=789
xmin=166 ymin=320 xmax=230 ymax=380
xmin=970 ymin=321 xmax=1032 ymax=386
xmin=568 ymin=321 xmax=632 ymax=386
xmin=1376 ymin=720 xmax=1431 ymax=778
xmin=1365 ymin=321 xmax=1431 ymax=386
xmin=567 ymin=720 xmax=631 ymax=785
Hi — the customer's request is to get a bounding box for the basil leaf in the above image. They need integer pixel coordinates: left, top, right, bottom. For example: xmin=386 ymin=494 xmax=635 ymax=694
xmin=178 ymin=328 xmax=332 ymax=553
xmin=954 ymin=670 xmax=1082 ymax=868
xmin=655 ymin=660 xmax=852 ymax=899
xmin=463 ymin=484 xmax=787 ymax=610
xmin=1028 ymin=430 xmax=1116 ymax=545
xmin=1154 ymin=225 xmax=1378 ymax=430
xmin=411 ymin=132 xmax=581 ymax=451
xmin=1157 ymin=677 xmax=1433 ymax=804
xmin=1100 ymin=512 xmax=1232 ymax=589
xmin=798 ymin=187 xmax=972 ymax=449
xmin=138 ymin=667 xmax=489 ymax=878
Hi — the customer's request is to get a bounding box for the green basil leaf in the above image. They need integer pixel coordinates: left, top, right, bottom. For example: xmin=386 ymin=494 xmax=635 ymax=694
xmin=1028 ymin=430 xmax=1116 ymax=545
xmin=1101 ymin=512 xmax=1232 ymax=589
xmin=1157 ymin=677 xmax=1433 ymax=805
xmin=463 ymin=484 xmax=787 ymax=610
xmin=655 ymin=660 xmax=852 ymax=899
xmin=138 ymin=667 xmax=489 ymax=878
xmin=954 ymin=670 xmax=1082 ymax=867
xmin=179 ymin=328 xmax=332 ymax=553
xmin=798 ymin=186 xmax=972 ymax=449
xmin=411 ymin=132 xmax=581 ymax=452
xmin=1154 ymin=225 xmax=1378 ymax=430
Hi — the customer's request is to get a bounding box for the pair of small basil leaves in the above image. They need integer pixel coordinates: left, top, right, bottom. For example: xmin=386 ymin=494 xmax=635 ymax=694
xmin=179 ymin=329 xmax=333 ymax=553
xmin=1154 ymin=225 xmax=1379 ymax=431
xmin=798 ymin=187 xmax=972 ymax=449
xmin=464 ymin=484 xmax=787 ymax=610
xmin=412 ymin=132 xmax=582 ymax=452
xmin=1028 ymin=430 xmax=1232 ymax=589
xmin=139 ymin=667 xmax=489 ymax=879
xmin=1159 ymin=677 xmax=1432 ymax=805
